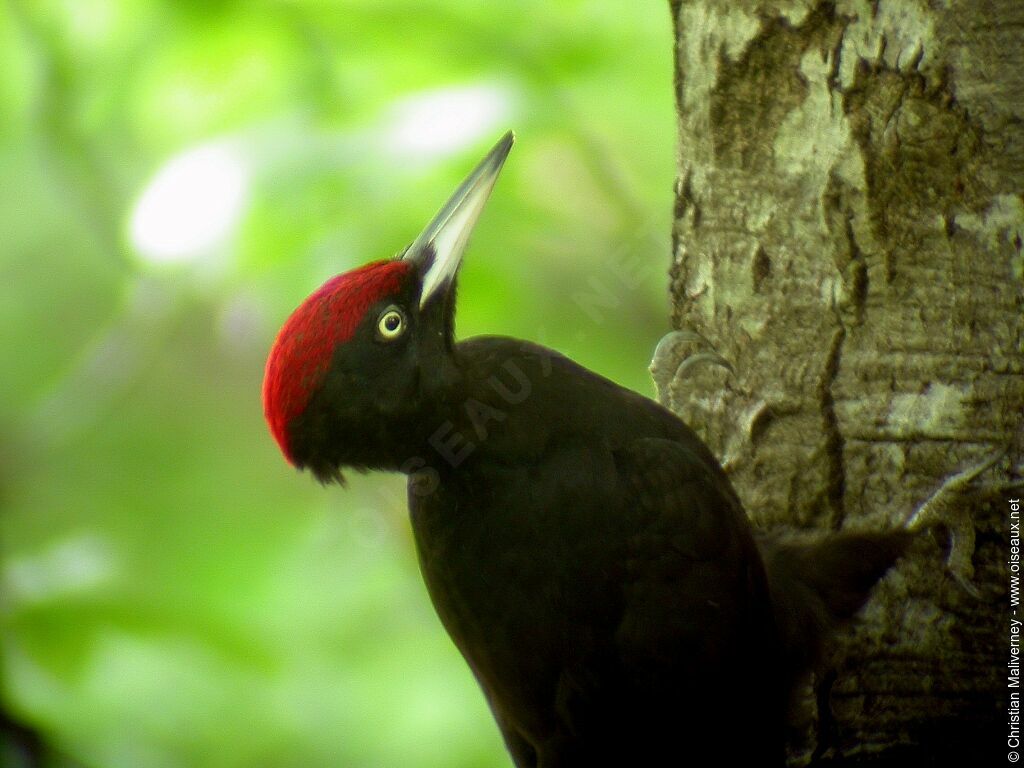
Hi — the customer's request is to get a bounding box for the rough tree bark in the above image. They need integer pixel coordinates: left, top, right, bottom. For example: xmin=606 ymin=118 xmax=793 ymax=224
xmin=665 ymin=1 xmax=1023 ymax=764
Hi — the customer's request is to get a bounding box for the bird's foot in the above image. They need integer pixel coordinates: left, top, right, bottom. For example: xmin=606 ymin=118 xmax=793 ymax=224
xmin=649 ymin=330 xmax=733 ymax=411
xmin=906 ymin=448 xmax=1022 ymax=597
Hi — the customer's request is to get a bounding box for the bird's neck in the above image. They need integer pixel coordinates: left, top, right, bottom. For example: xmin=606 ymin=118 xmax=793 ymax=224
xmin=397 ymin=337 xmax=560 ymax=477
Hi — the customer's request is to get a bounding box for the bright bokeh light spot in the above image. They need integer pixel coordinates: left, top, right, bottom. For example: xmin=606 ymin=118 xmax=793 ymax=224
xmin=384 ymin=82 xmax=516 ymax=159
xmin=130 ymin=143 xmax=249 ymax=265
xmin=4 ymin=535 xmax=116 ymax=604
xmin=61 ymin=0 xmax=117 ymax=47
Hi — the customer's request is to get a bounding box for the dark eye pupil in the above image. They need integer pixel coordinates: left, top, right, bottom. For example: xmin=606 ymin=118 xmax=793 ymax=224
xmin=385 ymin=314 xmax=400 ymax=331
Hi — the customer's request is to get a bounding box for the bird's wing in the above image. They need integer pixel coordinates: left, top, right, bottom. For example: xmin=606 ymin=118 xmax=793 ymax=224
xmin=610 ymin=437 xmax=768 ymax=681
xmin=558 ymin=436 xmax=785 ymax=763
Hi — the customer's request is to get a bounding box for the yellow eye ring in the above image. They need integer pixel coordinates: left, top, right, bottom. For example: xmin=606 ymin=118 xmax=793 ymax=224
xmin=377 ymin=307 xmax=405 ymax=340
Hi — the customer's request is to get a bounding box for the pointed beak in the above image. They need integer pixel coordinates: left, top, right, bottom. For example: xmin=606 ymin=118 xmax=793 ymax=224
xmin=403 ymin=130 xmax=514 ymax=308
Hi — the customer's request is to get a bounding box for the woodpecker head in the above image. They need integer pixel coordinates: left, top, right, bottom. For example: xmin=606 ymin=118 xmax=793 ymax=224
xmin=263 ymin=131 xmax=514 ymax=483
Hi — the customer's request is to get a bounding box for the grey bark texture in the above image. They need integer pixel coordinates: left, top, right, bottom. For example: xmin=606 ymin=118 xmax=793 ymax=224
xmin=666 ymin=0 xmax=1023 ymax=764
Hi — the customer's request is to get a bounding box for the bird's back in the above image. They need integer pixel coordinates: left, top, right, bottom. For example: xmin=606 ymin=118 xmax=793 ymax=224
xmin=408 ymin=337 xmax=786 ymax=765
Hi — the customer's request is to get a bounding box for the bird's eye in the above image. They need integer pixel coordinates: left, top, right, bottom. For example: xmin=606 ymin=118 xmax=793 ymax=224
xmin=377 ymin=307 xmax=406 ymax=340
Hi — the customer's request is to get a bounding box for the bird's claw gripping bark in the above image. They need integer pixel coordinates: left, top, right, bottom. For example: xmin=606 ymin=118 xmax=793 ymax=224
xmin=906 ymin=448 xmax=1020 ymax=597
xmin=649 ymin=330 xmax=733 ymax=411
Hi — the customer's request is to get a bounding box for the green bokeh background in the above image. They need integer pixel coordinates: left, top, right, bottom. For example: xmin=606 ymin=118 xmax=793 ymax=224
xmin=1 ymin=2 xmax=676 ymax=765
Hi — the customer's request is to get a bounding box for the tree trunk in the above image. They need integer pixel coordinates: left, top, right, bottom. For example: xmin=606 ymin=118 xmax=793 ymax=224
xmin=666 ymin=0 xmax=1022 ymax=764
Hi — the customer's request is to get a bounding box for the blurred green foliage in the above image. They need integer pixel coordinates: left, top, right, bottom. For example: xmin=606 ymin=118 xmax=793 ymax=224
xmin=0 ymin=1 xmax=676 ymax=765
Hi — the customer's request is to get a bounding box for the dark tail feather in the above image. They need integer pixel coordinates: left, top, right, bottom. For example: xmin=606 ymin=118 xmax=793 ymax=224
xmin=757 ymin=529 xmax=915 ymax=678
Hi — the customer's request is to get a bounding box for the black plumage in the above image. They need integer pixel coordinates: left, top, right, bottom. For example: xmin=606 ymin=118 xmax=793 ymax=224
xmin=263 ymin=133 xmax=910 ymax=766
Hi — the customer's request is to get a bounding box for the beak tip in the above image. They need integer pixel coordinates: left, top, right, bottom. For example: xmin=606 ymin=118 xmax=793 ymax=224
xmin=489 ymin=130 xmax=516 ymax=169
